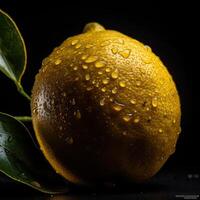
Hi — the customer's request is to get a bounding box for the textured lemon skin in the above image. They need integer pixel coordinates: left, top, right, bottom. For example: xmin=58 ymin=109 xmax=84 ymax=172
xmin=31 ymin=23 xmax=181 ymax=185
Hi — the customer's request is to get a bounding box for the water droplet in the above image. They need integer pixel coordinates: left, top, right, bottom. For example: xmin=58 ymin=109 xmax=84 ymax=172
xmin=73 ymin=66 xmax=78 ymax=70
xmin=82 ymin=64 xmax=88 ymax=69
xmin=95 ymin=61 xmax=105 ymax=68
xmin=144 ymin=45 xmax=152 ymax=51
xmin=81 ymin=55 xmax=88 ymax=60
xmin=136 ymin=80 xmax=141 ymax=86
xmin=173 ymin=119 xmax=176 ymax=124
xmin=123 ymin=114 xmax=132 ymax=122
xmin=112 ymin=87 xmax=118 ymax=94
xmin=85 ymin=56 xmax=98 ymax=63
xmin=62 ymin=92 xmax=66 ymax=97
xmin=55 ymin=59 xmax=62 ymax=65
xmin=71 ymin=98 xmax=76 ymax=105
xmin=100 ymin=98 xmax=105 ymax=106
xmin=71 ymin=39 xmax=79 ymax=45
xmin=133 ymin=116 xmax=140 ymax=123
xmin=102 ymin=78 xmax=109 ymax=84
xmin=86 ymin=44 xmax=93 ymax=48
xmin=51 ymin=99 xmax=55 ymax=105
xmin=158 ymin=128 xmax=163 ymax=133
xmin=8 ymin=136 xmax=13 ymax=142
xmin=101 ymin=87 xmax=106 ymax=92
xmin=130 ymin=99 xmax=136 ymax=105
xmin=112 ymin=102 xmax=124 ymax=111
xmin=101 ymin=40 xmax=110 ymax=47
xmin=146 ymin=107 xmax=150 ymax=111
xmin=110 ymin=97 xmax=114 ymax=102
xmin=32 ymin=108 xmax=38 ymax=115
xmin=92 ymin=80 xmax=96 ymax=84
xmin=59 ymin=126 xmax=63 ymax=131
xmin=98 ymin=71 xmax=103 ymax=75
xmin=177 ymin=127 xmax=181 ymax=135
xmin=65 ymin=136 xmax=74 ymax=144
xmin=75 ymin=77 xmax=79 ymax=81
xmin=147 ymin=116 xmax=152 ymax=122
xmin=105 ymin=68 xmax=111 ymax=73
xmin=122 ymin=131 xmax=127 ymax=136
xmin=155 ymin=89 xmax=159 ymax=93
xmin=152 ymin=97 xmax=158 ymax=107
xmin=119 ymin=49 xmax=131 ymax=58
xmin=119 ymin=81 xmax=126 ymax=88
xmin=86 ymin=86 xmax=93 ymax=91
xmin=111 ymin=48 xmax=118 ymax=54
xmin=75 ymin=43 xmax=81 ymax=49
xmin=85 ymin=74 xmax=90 ymax=81
xmin=76 ymin=110 xmax=81 ymax=119
xmin=164 ymin=112 xmax=167 ymax=117
xmin=111 ymin=69 xmax=119 ymax=79
xmin=31 ymin=181 xmax=41 ymax=188
xmin=42 ymin=66 xmax=47 ymax=73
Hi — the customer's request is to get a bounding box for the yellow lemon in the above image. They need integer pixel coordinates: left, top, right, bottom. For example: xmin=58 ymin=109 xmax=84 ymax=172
xmin=31 ymin=22 xmax=181 ymax=185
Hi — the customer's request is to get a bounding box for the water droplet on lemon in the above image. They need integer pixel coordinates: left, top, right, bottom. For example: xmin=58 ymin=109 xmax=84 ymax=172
xmin=112 ymin=102 xmax=124 ymax=111
xmin=85 ymin=74 xmax=90 ymax=80
xmin=133 ymin=116 xmax=140 ymax=123
xmin=55 ymin=59 xmax=62 ymax=65
xmin=158 ymin=128 xmax=163 ymax=133
xmin=130 ymin=99 xmax=136 ymax=104
xmin=86 ymin=44 xmax=93 ymax=48
xmin=112 ymin=87 xmax=118 ymax=94
xmin=95 ymin=61 xmax=105 ymax=68
xmin=100 ymin=98 xmax=105 ymax=106
xmin=152 ymin=97 xmax=158 ymax=107
xmin=123 ymin=114 xmax=132 ymax=122
xmin=111 ymin=48 xmax=118 ymax=54
xmin=85 ymin=56 xmax=98 ymax=63
xmin=105 ymin=68 xmax=111 ymax=73
xmin=102 ymin=78 xmax=109 ymax=84
xmin=119 ymin=81 xmax=126 ymax=88
xmin=136 ymin=80 xmax=141 ymax=86
xmin=111 ymin=69 xmax=119 ymax=79
xmin=75 ymin=43 xmax=81 ymax=49
xmin=71 ymin=40 xmax=79 ymax=45
xmin=82 ymin=64 xmax=88 ymax=69
xmin=76 ymin=110 xmax=81 ymax=119
xmin=101 ymin=87 xmax=106 ymax=92
xmin=119 ymin=49 xmax=131 ymax=58
xmin=81 ymin=55 xmax=88 ymax=60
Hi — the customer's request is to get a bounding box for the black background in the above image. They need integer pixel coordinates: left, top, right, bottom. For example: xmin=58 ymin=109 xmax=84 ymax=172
xmin=0 ymin=0 xmax=200 ymax=197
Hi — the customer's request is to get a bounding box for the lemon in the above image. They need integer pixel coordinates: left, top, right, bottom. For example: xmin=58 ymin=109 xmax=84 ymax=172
xmin=31 ymin=22 xmax=181 ymax=185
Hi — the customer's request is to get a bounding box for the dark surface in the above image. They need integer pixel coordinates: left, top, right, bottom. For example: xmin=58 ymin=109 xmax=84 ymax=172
xmin=0 ymin=0 xmax=200 ymax=198
xmin=0 ymin=166 xmax=200 ymax=199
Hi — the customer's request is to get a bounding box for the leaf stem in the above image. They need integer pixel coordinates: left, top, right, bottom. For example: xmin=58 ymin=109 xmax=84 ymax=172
xmin=14 ymin=116 xmax=32 ymax=122
xmin=16 ymin=83 xmax=31 ymax=101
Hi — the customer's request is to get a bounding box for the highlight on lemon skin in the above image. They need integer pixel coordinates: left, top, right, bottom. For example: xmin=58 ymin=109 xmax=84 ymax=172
xmin=31 ymin=22 xmax=181 ymax=185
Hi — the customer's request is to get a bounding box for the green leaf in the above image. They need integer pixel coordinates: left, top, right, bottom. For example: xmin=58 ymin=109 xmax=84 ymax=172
xmin=0 ymin=9 xmax=30 ymax=100
xmin=0 ymin=112 xmax=69 ymax=194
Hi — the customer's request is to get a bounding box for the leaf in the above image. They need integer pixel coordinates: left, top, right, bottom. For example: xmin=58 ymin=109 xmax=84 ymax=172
xmin=0 ymin=9 xmax=26 ymax=84
xmin=0 ymin=112 xmax=69 ymax=194
xmin=0 ymin=9 xmax=30 ymax=100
